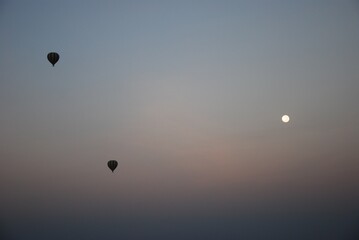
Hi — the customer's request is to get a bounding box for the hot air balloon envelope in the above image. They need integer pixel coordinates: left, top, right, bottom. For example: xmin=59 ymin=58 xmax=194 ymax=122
xmin=107 ymin=160 xmax=118 ymax=172
xmin=47 ymin=52 xmax=60 ymax=66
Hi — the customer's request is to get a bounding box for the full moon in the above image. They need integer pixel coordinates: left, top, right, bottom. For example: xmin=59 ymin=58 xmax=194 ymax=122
xmin=282 ymin=115 xmax=290 ymax=123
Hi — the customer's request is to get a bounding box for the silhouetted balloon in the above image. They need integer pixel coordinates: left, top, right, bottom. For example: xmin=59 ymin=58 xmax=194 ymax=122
xmin=47 ymin=52 xmax=59 ymax=66
xmin=107 ymin=160 xmax=118 ymax=172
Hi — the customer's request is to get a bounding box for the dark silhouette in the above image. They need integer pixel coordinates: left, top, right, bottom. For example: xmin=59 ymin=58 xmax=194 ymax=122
xmin=47 ymin=52 xmax=59 ymax=66
xmin=107 ymin=160 xmax=118 ymax=172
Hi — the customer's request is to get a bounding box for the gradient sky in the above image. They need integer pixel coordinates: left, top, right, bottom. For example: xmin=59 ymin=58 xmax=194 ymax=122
xmin=1 ymin=1 xmax=359 ymax=239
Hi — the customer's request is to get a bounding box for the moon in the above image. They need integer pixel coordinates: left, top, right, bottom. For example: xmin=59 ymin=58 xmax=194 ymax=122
xmin=282 ymin=115 xmax=290 ymax=123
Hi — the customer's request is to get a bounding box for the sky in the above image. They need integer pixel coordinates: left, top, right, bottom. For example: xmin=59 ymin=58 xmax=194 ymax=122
xmin=1 ymin=0 xmax=359 ymax=239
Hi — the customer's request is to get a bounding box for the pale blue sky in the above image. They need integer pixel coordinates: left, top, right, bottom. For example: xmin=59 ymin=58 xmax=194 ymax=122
xmin=1 ymin=1 xmax=359 ymax=239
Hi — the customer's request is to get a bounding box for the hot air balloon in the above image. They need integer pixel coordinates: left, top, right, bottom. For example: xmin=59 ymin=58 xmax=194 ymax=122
xmin=107 ymin=160 xmax=118 ymax=172
xmin=47 ymin=52 xmax=60 ymax=66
